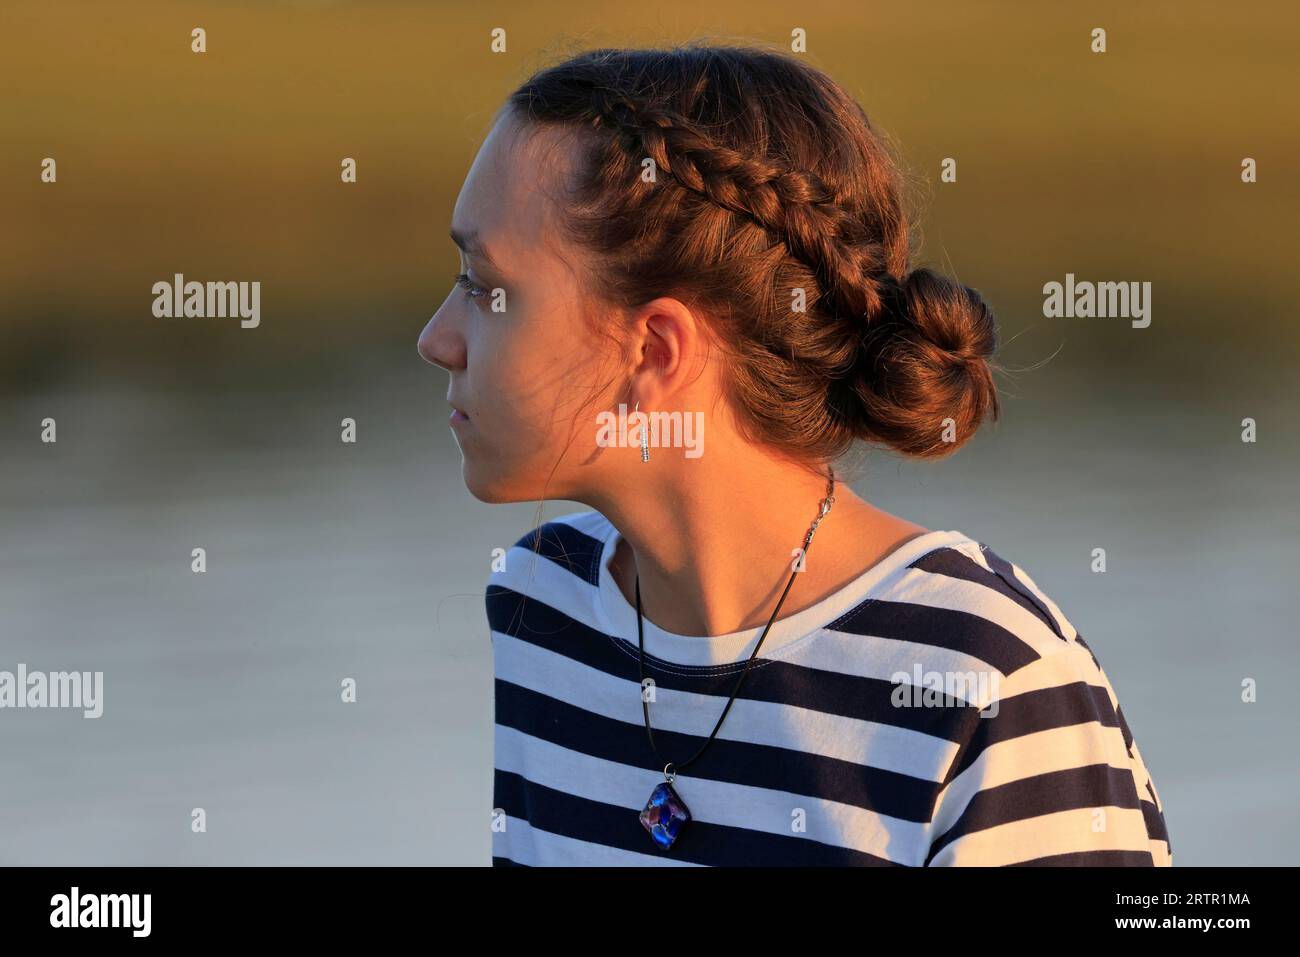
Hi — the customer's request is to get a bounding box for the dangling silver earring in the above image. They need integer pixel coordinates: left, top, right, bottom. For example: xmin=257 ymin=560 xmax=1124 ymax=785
xmin=634 ymin=400 xmax=649 ymax=463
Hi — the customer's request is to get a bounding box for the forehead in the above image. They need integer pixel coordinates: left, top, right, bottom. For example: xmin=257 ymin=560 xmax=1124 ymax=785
xmin=452 ymin=112 xmax=581 ymax=270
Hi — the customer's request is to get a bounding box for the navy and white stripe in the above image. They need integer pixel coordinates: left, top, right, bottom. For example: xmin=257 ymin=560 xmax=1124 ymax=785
xmin=487 ymin=510 xmax=1172 ymax=866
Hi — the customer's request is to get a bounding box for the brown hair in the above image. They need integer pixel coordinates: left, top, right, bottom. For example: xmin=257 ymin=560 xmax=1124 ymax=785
xmin=504 ymin=41 xmax=1001 ymax=468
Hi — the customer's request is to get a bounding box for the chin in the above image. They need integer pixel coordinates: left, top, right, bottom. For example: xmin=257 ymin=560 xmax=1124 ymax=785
xmin=460 ymin=457 xmax=529 ymax=504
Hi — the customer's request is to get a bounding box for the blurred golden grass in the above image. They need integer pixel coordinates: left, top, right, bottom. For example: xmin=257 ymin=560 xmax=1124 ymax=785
xmin=2 ymin=0 xmax=1297 ymax=374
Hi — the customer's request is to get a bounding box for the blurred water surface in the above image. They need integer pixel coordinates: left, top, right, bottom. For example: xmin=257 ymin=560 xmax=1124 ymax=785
xmin=2 ymin=360 xmax=1295 ymax=865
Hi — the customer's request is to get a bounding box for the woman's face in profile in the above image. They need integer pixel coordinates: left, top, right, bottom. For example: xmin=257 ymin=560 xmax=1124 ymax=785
xmin=418 ymin=112 xmax=614 ymax=503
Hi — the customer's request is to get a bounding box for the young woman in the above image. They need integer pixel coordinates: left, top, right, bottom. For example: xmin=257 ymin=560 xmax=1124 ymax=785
xmin=418 ymin=43 xmax=1172 ymax=866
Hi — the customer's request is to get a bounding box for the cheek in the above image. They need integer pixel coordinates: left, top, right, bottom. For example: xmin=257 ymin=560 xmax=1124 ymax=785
xmin=468 ymin=314 xmax=591 ymax=455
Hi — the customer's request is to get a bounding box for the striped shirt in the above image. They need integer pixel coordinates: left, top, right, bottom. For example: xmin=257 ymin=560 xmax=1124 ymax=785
xmin=487 ymin=509 xmax=1172 ymax=866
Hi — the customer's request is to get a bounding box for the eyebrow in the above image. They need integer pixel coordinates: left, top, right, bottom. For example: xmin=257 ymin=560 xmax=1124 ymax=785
xmin=450 ymin=226 xmax=503 ymax=273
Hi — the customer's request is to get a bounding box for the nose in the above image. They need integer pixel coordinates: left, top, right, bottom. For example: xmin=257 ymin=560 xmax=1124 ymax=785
xmin=417 ymin=297 xmax=466 ymax=372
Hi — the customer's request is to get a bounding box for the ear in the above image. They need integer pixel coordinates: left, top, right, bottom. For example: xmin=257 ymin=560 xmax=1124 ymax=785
xmin=628 ymin=296 xmax=705 ymax=406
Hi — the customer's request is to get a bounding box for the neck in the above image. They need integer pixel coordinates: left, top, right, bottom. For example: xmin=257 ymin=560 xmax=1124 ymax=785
xmin=583 ymin=444 xmax=929 ymax=638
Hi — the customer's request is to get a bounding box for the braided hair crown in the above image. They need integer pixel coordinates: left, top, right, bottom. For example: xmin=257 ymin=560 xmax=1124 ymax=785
xmin=507 ymin=43 xmax=1000 ymax=461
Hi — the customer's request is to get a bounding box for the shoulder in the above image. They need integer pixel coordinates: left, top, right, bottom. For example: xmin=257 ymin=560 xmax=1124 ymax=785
xmin=839 ymin=531 xmax=1083 ymax=697
xmin=913 ymin=533 xmax=1077 ymax=641
xmin=914 ymin=541 xmax=1171 ymax=865
xmin=484 ymin=510 xmax=613 ymax=629
xmin=882 ymin=531 xmax=1138 ymax=737
xmin=501 ymin=509 xmax=612 ymax=583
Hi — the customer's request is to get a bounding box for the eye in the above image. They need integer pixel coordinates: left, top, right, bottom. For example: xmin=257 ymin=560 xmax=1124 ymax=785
xmin=454 ymin=272 xmax=488 ymax=301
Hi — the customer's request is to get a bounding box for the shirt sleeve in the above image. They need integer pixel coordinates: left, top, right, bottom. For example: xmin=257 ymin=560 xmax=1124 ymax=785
xmin=924 ymin=638 xmax=1172 ymax=866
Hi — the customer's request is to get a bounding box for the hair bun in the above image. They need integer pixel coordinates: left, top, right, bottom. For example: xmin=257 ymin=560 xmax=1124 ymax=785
xmin=842 ymin=267 xmax=1001 ymax=458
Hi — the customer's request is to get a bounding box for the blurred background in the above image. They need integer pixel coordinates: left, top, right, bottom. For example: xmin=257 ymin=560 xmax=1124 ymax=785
xmin=1 ymin=0 xmax=1296 ymax=865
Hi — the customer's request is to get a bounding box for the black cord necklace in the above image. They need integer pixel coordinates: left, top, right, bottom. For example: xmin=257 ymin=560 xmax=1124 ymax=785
xmin=635 ymin=467 xmax=836 ymax=849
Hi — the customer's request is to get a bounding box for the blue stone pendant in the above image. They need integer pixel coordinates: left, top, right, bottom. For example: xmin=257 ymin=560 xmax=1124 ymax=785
xmin=640 ymin=779 xmax=691 ymax=849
